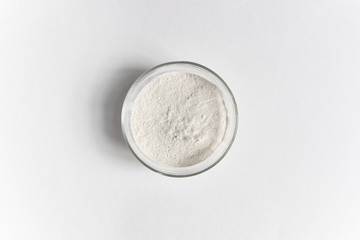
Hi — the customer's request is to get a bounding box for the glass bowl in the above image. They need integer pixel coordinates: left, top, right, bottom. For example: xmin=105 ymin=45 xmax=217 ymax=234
xmin=121 ymin=61 xmax=238 ymax=177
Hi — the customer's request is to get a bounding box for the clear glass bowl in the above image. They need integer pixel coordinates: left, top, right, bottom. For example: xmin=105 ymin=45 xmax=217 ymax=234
xmin=121 ymin=61 xmax=238 ymax=177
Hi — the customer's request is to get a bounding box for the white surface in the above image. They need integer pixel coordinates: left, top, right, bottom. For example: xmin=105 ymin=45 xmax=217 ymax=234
xmin=1 ymin=0 xmax=360 ymax=239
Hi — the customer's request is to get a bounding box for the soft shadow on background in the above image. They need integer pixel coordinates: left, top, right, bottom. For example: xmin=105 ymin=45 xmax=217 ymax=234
xmin=95 ymin=66 xmax=150 ymax=165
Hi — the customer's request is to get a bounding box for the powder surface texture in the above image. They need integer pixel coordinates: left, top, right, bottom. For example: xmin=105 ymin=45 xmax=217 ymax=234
xmin=131 ymin=72 xmax=227 ymax=167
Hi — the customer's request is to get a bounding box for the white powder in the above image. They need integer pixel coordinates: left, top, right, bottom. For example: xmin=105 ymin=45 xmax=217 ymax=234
xmin=130 ymin=72 xmax=227 ymax=167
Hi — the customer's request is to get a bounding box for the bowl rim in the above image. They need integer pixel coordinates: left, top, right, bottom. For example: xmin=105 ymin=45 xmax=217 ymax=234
xmin=121 ymin=61 xmax=238 ymax=177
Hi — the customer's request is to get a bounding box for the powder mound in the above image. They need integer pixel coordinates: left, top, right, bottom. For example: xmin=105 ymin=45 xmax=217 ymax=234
xmin=130 ymin=72 xmax=227 ymax=167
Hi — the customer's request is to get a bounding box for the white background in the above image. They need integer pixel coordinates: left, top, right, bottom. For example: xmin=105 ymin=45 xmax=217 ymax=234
xmin=1 ymin=0 xmax=360 ymax=239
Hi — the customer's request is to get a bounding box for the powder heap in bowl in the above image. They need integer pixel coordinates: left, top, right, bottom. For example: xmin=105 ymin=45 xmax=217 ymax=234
xmin=130 ymin=72 xmax=228 ymax=167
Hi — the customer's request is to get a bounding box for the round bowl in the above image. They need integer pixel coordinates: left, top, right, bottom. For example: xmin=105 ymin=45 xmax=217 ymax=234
xmin=121 ymin=61 xmax=238 ymax=177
